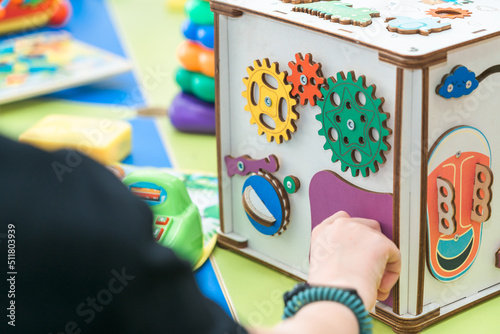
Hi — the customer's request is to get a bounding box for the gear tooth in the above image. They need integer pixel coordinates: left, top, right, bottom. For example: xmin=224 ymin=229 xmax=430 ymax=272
xmin=376 ymin=152 xmax=385 ymax=164
xmin=379 ymin=98 xmax=385 ymax=108
xmin=361 ymin=168 xmax=369 ymax=178
xmin=356 ymin=74 xmax=365 ymax=85
xmin=271 ymin=62 xmax=278 ymax=73
xmin=281 ymin=73 xmax=288 ymax=84
xmin=349 ymin=167 xmax=359 ymax=177
xmin=341 ymin=163 xmax=349 ymax=173
xmin=337 ymin=72 xmax=346 ymax=82
xmin=347 ymin=71 xmax=354 ymax=81
xmin=380 ymin=112 xmax=389 ymax=122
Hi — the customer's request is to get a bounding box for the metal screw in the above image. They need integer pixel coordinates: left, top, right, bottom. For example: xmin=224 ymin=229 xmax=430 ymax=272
xmin=454 ymin=234 xmax=460 ymax=241
xmin=287 ymin=181 xmax=292 ymax=189
xmin=300 ymin=75 xmax=308 ymax=85
xmin=347 ymin=119 xmax=355 ymax=130
xmin=237 ymin=161 xmax=245 ymax=172
xmin=455 ymin=151 xmax=461 ymax=158
xmin=265 ymin=97 xmax=272 ymax=107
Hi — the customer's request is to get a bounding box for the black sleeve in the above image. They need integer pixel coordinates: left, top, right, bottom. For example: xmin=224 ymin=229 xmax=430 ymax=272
xmin=0 ymin=136 xmax=247 ymax=334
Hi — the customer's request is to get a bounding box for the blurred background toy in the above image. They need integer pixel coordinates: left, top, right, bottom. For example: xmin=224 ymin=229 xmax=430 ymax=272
xmin=0 ymin=31 xmax=132 ymax=104
xmin=122 ymin=170 xmax=205 ymax=268
xmin=166 ymin=0 xmax=187 ymax=12
xmin=170 ymin=0 xmax=215 ymax=134
xmin=0 ymin=0 xmax=72 ymax=35
xmin=18 ymin=114 xmax=132 ymax=165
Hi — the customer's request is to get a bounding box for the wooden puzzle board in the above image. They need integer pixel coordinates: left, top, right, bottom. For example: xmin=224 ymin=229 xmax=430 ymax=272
xmin=0 ymin=32 xmax=132 ymax=105
xmin=212 ymin=0 xmax=500 ymax=57
xmin=216 ymin=1 xmax=500 ymax=322
xmin=422 ymin=37 xmax=500 ymax=313
xmin=218 ymin=12 xmax=398 ymax=278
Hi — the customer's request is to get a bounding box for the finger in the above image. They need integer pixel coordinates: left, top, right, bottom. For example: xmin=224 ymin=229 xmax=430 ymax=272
xmin=386 ymin=243 xmax=402 ymax=271
xmin=377 ymin=242 xmax=401 ymax=298
xmin=378 ymin=271 xmax=400 ymax=296
xmin=377 ymin=290 xmax=390 ymax=302
xmin=314 ymin=211 xmax=350 ymax=235
xmin=348 ymin=217 xmax=382 ymax=232
xmin=322 ymin=211 xmax=350 ymax=225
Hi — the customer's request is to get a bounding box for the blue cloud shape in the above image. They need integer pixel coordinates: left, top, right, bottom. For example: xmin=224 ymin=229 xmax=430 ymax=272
xmin=438 ymin=66 xmax=478 ymax=99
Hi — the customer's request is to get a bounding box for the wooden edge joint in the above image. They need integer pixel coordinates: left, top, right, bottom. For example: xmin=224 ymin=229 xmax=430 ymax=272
xmin=374 ymin=306 xmax=441 ymax=334
xmin=210 ymin=1 xmax=243 ymax=17
xmin=379 ymin=51 xmax=447 ymax=69
xmin=218 ymin=233 xmax=248 ymax=249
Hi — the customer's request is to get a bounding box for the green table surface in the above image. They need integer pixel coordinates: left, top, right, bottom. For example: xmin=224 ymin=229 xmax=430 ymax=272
xmin=1 ymin=0 xmax=499 ymax=332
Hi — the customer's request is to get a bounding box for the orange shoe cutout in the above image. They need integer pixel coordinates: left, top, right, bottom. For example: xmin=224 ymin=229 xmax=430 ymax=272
xmin=427 ymin=126 xmax=493 ymax=282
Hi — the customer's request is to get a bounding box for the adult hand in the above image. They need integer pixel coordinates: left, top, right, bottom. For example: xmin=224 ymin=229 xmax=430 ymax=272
xmin=308 ymin=211 xmax=401 ymax=310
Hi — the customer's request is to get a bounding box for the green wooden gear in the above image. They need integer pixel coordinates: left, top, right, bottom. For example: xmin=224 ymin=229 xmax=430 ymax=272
xmin=316 ymin=71 xmax=391 ymax=177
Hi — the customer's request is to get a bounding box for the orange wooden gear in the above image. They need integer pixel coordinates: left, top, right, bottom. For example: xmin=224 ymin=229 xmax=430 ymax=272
xmin=287 ymin=52 xmax=325 ymax=106
xmin=176 ymin=40 xmax=214 ymax=78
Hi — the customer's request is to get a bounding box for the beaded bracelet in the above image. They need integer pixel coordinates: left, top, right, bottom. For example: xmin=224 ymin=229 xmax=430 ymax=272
xmin=282 ymin=283 xmax=373 ymax=334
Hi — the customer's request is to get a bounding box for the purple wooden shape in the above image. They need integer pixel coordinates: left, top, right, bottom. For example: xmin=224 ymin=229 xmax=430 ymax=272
xmin=224 ymin=154 xmax=279 ymax=177
xmin=170 ymin=92 xmax=215 ymax=134
xmin=309 ymin=170 xmax=394 ymax=307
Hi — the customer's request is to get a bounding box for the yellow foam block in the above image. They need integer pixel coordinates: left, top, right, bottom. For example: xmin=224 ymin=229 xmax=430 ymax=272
xmin=19 ymin=114 xmax=132 ymax=165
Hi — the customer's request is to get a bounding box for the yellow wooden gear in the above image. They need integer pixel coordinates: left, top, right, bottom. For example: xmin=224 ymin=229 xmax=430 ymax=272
xmin=242 ymin=59 xmax=299 ymax=144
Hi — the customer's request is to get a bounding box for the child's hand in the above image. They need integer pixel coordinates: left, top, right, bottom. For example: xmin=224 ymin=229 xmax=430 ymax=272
xmin=308 ymin=211 xmax=401 ymax=310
